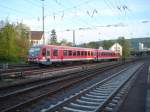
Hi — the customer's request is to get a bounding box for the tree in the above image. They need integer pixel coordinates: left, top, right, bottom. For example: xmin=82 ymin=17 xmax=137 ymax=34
xmin=49 ymin=29 xmax=58 ymax=45
xmin=79 ymin=43 xmax=87 ymax=48
xmin=59 ymin=39 xmax=72 ymax=46
xmin=117 ymin=37 xmax=130 ymax=58
xmin=0 ymin=22 xmax=18 ymax=61
xmin=0 ymin=21 xmax=31 ymax=62
xmin=60 ymin=39 xmax=67 ymax=45
xmin=102 ymin=40 xmax=114 ymax=49
xmin=86 ymin=41 xmax=99 ymax=48
xmin=15 ymin=23 xmax=30 ymax=58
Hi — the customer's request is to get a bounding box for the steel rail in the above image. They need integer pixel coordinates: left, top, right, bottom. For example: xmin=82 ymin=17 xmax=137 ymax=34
xmin=0 ymin=63 xmax=123 ymax=112
xmin=43 ymin=63 xmax=143 ymax=112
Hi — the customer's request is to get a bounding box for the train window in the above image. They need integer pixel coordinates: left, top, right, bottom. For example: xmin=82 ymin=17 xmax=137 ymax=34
xmin=88 ymin=51 xmax=90 ymax=56
xmin=98 ymin=52 xmax=100 ymax=56
xmin=46 ymin=48 xmax=50 ymax=56
xmin=42 ymin=48 xmax=46 ymax=56
xmin=77 ymin=51 xmax=80 ymax=56
xmin=93 ymin=52 xmax=96 ymax=56
xmin=81 ymin=51 xmax=84 ymax=56
xmin=83 ymin=51 xmax=85 ymax=56
xmin=73 ymin=51 xmax=76 ymax=56
xmin=63 ymin=50 xmax=68 ymax=56
xmin=102 ymin=52 xmax=104 ymax=56
xmin=85 ymin=51 xmax=87 ymax=56
xmin=91 ymin=52 xmax=93 ymax=56
xmin=69 ymin=50 xmax=72 ymax=56
xmin=107 ymin=53 xmax=109 ymax=56
xmin=53 ymin=48 xmax=58 ymax=56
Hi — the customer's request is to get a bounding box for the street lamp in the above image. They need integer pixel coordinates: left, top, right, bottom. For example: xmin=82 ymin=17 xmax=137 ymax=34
xmin=65 ymin=29 xmax=76 ymax=46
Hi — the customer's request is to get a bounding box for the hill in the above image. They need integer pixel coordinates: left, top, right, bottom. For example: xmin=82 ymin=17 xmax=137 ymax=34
xmin=127 ymin=37 xmax=150 ymax=50
xmin=78 ymin=37 xmax=150 ymax=50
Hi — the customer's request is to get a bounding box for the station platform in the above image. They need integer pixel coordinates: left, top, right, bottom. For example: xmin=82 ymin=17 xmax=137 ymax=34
xmin=118 ymin=60 xmax=150 ymax=112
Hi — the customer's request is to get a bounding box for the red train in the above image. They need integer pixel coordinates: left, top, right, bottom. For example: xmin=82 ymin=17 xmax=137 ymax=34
xmin=28 ymin=45 xmax=120 ymax=65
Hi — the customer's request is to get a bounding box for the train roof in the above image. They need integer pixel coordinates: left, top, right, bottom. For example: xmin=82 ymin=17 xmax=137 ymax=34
xmin=32 ymin=44 xmax=95 ymax=50
xmin=31 ymin=44 xmax=115 ymax=52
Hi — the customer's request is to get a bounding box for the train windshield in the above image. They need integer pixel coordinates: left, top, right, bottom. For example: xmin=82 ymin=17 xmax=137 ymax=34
xmin=28 ymin=47 xmax=40 ymax=56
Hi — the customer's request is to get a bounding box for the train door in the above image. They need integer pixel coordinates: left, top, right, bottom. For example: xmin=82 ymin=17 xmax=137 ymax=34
xmin=93 ymin=50 xmax=97 ymax=61
xmin=42 ymin=48 xmax=46 ymax=59
xmin=46 ymin=48 xmax=50 ymax=61
xmin=52 ymin=48 xmax=59 ymax=63
xmin=41 ymin=47 xmax=52 ymax=65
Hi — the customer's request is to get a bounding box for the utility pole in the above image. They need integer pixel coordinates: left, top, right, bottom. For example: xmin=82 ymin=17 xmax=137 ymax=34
xmin=73 ymin=30 xmax=75 ymax=46
xmin=41 ymin=0 xmax=45 ymax=45
xmin=66 ymin=29 xmax=76 ymax=46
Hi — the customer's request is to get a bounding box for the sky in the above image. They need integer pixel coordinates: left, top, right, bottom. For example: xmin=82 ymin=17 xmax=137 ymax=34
xmin=0 ymin=0 xmax=150 ymax=44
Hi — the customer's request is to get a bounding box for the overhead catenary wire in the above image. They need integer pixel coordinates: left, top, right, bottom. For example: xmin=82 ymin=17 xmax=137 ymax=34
xmin=51 ymin=0 xmax=98 ymax=29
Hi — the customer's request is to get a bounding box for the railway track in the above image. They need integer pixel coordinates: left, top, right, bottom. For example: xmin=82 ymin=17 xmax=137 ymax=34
xmin=0 ymin=64 xmax=39 ymax=75
xmin=0 ymin=62 xmax=112 ymax=78
xmin=0 ymin=62 xmax=125 ymax=112
xmin=0 ymin=64 xmax=83 ymax=80
xmin=43 ymin=63 xmax=144 ymax=112
xmin=0 ymin=62 xmax=96 ymax=74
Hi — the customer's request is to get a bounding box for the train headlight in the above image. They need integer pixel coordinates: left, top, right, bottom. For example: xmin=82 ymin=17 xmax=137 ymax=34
xmin=43 ymin=57 xmax=46 ymax=60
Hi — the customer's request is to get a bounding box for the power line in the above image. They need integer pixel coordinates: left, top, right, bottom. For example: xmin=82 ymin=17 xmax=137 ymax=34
xmin=0 ymin=4 xmax=29 ymax=15
xmin=50 ymin=0 xmax=96 ymax=29
xmin=23 ymin=0 xmax=41 ymax=8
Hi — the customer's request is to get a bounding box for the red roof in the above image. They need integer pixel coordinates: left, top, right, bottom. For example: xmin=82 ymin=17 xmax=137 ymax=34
xmin=30 ymin=31 xmax=43 ymax=40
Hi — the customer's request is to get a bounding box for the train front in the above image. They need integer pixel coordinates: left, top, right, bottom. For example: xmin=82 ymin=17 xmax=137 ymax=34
xmin=28 ymin=45 xmax=52 ymax=65
xmin=28 ymin=46 xmax=42 ymax=64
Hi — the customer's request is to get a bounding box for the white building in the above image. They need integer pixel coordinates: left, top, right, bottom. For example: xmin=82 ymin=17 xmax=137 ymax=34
xmin=139 ymin=42 xmax=144 ymax=51
xmin=139 ymin=42 xmax=150 ymax=51
xmin=109 ymin=43 xmax=122 ymax=56
xmin=99 ymin=46 xmax=103 ymax=50
xmin=29 ymin=31 xmax=43 ymax=46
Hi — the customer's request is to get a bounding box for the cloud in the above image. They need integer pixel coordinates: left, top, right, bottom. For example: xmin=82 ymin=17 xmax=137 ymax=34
xmin=141 ymin=20 xmax=150 ymax=23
